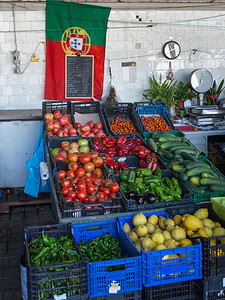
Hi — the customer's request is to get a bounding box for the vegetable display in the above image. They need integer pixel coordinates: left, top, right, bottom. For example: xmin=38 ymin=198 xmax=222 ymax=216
xmin=78 ymin=234 xmax=124 ymax=263
xmin=109 ymin=117 xmax=137 ymax=135
xmin=119 ymin=168 xmax=182 ymax=205
xmin=28 ymin=231 xmax=80 ymax=267
xmin=75 ymin=121 xmax=106 ymax=138
xmin=141 ymin=115 xmax=172 ymax=132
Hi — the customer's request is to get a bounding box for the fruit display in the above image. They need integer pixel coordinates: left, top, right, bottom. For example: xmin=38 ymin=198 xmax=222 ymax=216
xmin=122 ymin=212 xmax=195 ymax=255
xmin=75 ymin=121 xmax=106 ymax=138
xmin=51 ymin=139 xmax=91 ymax=162
xmin=44 ymin=110 xmax=77 ymax=137
xmin=92 ymin=135 xmax=143 ymax=156
xmin=146 ymin=131 xmax=200 ymax=160
xmin=119 ymin=168 xmax=183 ymax=205
xmin=56 ymin=152 xmax=120 ymax=204
xmin=141 ymin=115 xmax=172 ymax=132
xmin=109 ymin=117 xmax=138 ymax=135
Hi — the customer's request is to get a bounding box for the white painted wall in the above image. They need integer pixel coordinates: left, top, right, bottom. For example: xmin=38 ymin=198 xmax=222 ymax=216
xmin=0 ymin=8 xmax=225 ymax=108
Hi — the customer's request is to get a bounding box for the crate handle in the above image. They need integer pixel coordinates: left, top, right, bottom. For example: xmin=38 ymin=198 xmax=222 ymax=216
xmin=81 ymin=205 xmax=104 ymax=217
xmin=85 ymin=224 xmax=103 ymax=231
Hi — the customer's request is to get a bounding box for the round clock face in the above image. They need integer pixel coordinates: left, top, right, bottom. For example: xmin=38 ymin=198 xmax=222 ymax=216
xmin=190 ymin=69 xmax=213 ymax=93
xmin=163 ymin=41 xmax=181 ymax=60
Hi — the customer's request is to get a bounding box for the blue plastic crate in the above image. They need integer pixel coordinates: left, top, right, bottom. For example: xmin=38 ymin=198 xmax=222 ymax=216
xmin=136 ymin=103 xmax=176 ymax=132
xmin=117 ymin=212 xmax=202 ymax=287
xmin=72 ymin=220 xmax=142 ymax=298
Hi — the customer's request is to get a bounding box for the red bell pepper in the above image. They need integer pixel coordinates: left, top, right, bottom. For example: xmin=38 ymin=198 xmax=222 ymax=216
xmin=118 ymin=162 xmax=130 ymax=170
xmin=116 ymin=136 xmax=127 ymax=144
xmin=102 ymin=136 xmax=116 ymax=147
xmin=92 ymin=137 xmax=107 ymax=153
xmin=139 ymin=159 xmax=148 ymax=168
xmin=106 ymin=148 xmax=117 ymax=157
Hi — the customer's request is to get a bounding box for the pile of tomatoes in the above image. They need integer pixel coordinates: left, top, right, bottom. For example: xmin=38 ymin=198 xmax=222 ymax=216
xmin=141 ymin=115 xmax=172 ymax=132
xmin=109 ymin=117 xmax=137 ymax=135
xmin=56 ymin=151 xmax=120 ymax=204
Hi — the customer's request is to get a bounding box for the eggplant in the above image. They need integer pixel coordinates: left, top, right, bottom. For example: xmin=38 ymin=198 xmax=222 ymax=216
xmin=144 ymin=192 xmax=156 ymax=204
xmin=136 ymin=195 xmax=145 ymax=205
xmin=126 ymin=190 xmax=137 ymax=200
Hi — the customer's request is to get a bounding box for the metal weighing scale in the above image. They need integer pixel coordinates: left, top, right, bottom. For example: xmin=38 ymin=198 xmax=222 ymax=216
xmin=187 ymin=69 xmax=225 ymax=125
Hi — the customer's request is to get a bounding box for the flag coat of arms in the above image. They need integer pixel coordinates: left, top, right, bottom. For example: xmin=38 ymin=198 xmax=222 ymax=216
xmin=45 ymin=0 xmax=111 ymax=101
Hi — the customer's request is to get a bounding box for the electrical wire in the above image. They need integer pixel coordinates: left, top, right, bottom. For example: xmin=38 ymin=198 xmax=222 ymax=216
xmin=12 ymin=0 xmax=18 ymax=51
xmin=20 ymin=41 xmax=45 ymax=74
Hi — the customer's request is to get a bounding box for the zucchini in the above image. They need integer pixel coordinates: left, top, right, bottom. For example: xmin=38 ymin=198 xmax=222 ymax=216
xmin=158 ymin=149 xmax=174 ymax=160
xmin=186 ymin=161 xmax=211 ymax=171
xmin=184 ymin=181 xmax=206 ymax=194
xmin=180 ymin=152 xmax=198 ymax=161
xmin=209 ymin=185 xmax=225 ymax=192
xmin=174 ymin=153 xmax=183 ymax=159
xmin=190 ymin=176 xmax=201 ymax=186
xmin=200 ymin=177 xmax=225 ymax=186
xmin=181 ymin=160 xmax=193 ymax=166
xmin=201 ymin=172 xmax=218 ymax=178
xmin=187 ymin=167 xmax=219 ymax=178
xmin=172 ymin=164 xmax=186 ymax=174
xmin=160 ymin=142 xmax=186 ymax=150
xmin=170 ymin=145 xmax=194 ymax=152
xmin=168 ymin=158 xmax=184 ymax=169
xmin=147 ymin=138 xmax=158 ymax=152
xmin=159 ymin=136 xmax=183 ymax=143
xmin=174 ymin=148 xmax=198 ymax=155
xmin=179 ymin=173 xmax=189 ymax=182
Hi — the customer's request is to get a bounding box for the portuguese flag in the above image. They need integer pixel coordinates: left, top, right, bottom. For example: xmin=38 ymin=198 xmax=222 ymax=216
xmin=45 ymin=0 xmax=111 ymax=101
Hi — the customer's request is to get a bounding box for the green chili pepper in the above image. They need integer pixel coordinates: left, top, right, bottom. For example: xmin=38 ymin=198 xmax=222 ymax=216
xmin=136 ymin=168 xmax=152 ymax=178
xmin=154 ymin=168 xmax=163 ymax=178
xmin=120 ymin=173 xmax=128 ymax=182
xmin=42 ymin=230 xmax=51 ymax=246
xmin=171 ymin=177 xmax=182 ymax=195
xmin=33 ymin=247 xmax=48 ymax=261
xmin=127 ymin=170 xmax=136 ymax=183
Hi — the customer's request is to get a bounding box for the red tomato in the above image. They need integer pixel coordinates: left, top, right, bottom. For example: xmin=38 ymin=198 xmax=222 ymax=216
xmin=77 ymin=180 xmax=86 ymax=191
xmin=60 ymin=179 xmax=71 ymax=188
xmin=68 ymin=153 xmax=79 ymax=162
xmin=96 ymin=191 xmax=105 ymax=199
xmin=93 ymin=168 xmax=103 ymax=178
xmin=104 ymin=179 xmax=113 ymax=187
xmin=84 ymin=162 xmax=95 ymax=173
xmin=68 ymin=186 xmax=75 ymax=192
xmin=87 ymin=184 xmax=95 ymax=194
xmin=92 ymin=157 xmax=103 ymax=168
xmin=89 ymin=151 xmax=99 ymax=159
xmin=57 ymin=170 xmax=66 ymax=181
xmin=61 ymin=187 xmax=69 ymax=196
xmin=64 ymin=196 xmax=72 ymax=202
xmin=76 ymin=191 xmax=87 ymax=201
xmin=68 ymin=162 xmax=78 ymax=172
xmin=66 ymin=170 xmax=75 ymax=179
xmin=75 ymin=168 xmax=85 ymax=177
xmin=71 ymin=178 xmax=79 ymax=185
xmin=103 ymin=188 xmax=110 ymax=195
xmin=93 ymin=178 xmax=101 ymax=186
xmin=109 ymin=183 xmax=119 ymax=192
xmin=79 ymin=153 xmax=91 ymax=164
xmin=109 ymin=192 xmax=117 ymax=198
xmin=67 ymin=191 xmax=76 ymax=199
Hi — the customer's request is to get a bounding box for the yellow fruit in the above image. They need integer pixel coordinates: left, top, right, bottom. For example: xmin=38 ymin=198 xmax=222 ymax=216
xmin=194 ymin=208 xmax=208 ymax=220
xmin=179 ymin=238 xmax=193 ymax=247
xmin=173 ymin=214 xmax=183 ymax=225
xmin=186 ymin=230 xmax=194 ymax=236
xmin=215 ymin=222 xmax=221 ymax=227
xmin=183 ymin=215 xmax=203 ymax=231
xmin=210 ymin=240 xmax=216 ymax=246
xmin=171 ymin=227 xmax=186 ymax=242
xmin=197 ymin=228 xmax=208 ymax=238
xmin=213 ymin=227 xmax=225 ymax=237
xmin=202 ymin=219 xmax=215 ymax=230
xmin=148 ymin=215 xmax=158 ymax=226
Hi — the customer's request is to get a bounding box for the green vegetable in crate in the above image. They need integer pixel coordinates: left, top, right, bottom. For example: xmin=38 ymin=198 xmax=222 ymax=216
xmin=157 ymin=149 xmax=174 ymax=160
xmin=147 ymin=138 xmax=158 ymax=152
xmin=187 ymin=167 xmax=219 ymax=178
xmin=136 ymin=168 xmax=152 ymax=177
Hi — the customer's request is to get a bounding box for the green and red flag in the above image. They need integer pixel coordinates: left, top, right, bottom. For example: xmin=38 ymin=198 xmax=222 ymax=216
xmin=45 ymin=0 xmax=111 ymax=101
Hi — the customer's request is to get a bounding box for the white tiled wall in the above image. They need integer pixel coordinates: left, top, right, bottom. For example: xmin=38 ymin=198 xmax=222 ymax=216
xmin=0 ymin=8 xmax=225 ymax=109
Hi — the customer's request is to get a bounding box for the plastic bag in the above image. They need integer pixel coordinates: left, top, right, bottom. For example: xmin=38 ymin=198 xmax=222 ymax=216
xmin=24 ymin=122 xmax=50 ymax=198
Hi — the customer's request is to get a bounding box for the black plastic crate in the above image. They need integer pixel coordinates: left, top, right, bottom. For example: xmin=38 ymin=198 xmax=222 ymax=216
xmin=102 ymin=105 xmax=143 ymax=137
xmin=71 ymin=101 xmax=109 ymax=136
xmin=143 ymin=280 xmax=194 ymax=300
xmin=166 ymin=202 xmax=225 ymax=279
xmin=116 ymin=168 xmax=190 ymax=212
xmin=42 ymin=100 xmax=77 ymax=140
xmin=89 ymin=290 xmax=142 ymax=300
xmin=194 ymin=276 xmax=225 ymax=300
xmin=54 ymin=162 xmax=123 ymax=218
xmin=24 ymin=223 xmax=87 ymax=300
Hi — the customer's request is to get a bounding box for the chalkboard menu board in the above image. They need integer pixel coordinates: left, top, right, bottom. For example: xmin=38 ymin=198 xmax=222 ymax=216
xmin=65 ymin=55 xmax=94 ymax=98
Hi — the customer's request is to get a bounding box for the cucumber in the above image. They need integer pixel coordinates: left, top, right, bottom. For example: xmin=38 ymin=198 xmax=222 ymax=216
xmin=174 ymin=148 xmax=198 ymax=155
xmin=209 ymin=185 xmax=225 ymax=192
xmin=172 ymin=164 xmax=186 ymax=174
xmin=170 ymin=145 xmax=194 ymax=152
xmin=179 ymin=173 xmax=188 ymax=182
xmin=159 ymin=136 xmax=183 ymax=143
xmin=180 ymin=152 xmax=198 ymax=161
xmin=186 ymin=161 xmax=211 ymax=171
xmin=200 ymin=177 xmax=225 ymax=186
xmin=158 ymin=149 xmax=174 ymax=160
xmin=201 ymin=172 xmax=218 ymax=178
xmin=181 ymin=160 xmax=193 ymax=166
xmin=168 ymin=158 xmax=184 ymax=169
xmin=190 ymin=176 xmax=201 ymax=186
xmin=174 ymin=153 xmax=183 ymax=159
xmin=160 ymin=142 xmax=186 ymax=150
xmin=147 ymin=138 xmax=158 ymax=152
xmin=184 ymin=181 xmax=206 ymax=194
xmin=187 ymin=167 xmax=219 ymax=178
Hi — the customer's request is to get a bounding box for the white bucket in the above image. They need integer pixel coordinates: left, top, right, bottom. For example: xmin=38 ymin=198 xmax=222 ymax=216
xmin=20 ymin=254 xmax=28 ymax=300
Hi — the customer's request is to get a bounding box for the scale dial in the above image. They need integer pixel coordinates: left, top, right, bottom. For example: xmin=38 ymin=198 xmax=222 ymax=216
xmin=190 ymin=68 xmax=213 ymax=93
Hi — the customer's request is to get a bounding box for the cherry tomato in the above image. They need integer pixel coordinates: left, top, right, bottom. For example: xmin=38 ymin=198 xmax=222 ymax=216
xmin=61 ymin=187 xmax=69 ymax=196
xmin=64 ymin=196 xmax=72 ymax=202
xmin=68 ymin=162 xmax=78 ymax=172
xmin=98 ymin=185 xmax=104 ymax=192
xmin=103 ymin=187 xmax=110 ymax=195
xmin=60 ymin=179 xmax=71 ymax=188
xmin=57 ymin=170 xmax=66 ymax=181
xmin=75 ymin=168 xmax=85 ymax=177
xmin=67 ymin=191 xmax=76 ymax=199
xmin=68 ymin=186 xmax=75 ymax=192
xmin=77 ymin=180 xmax=86 ymax=191
xmin=87 ymin=184 xmax=95 ymax=194
xmin=93 ymin=178 xmax=101 ymax=186
xmin=76 ymin=191 xmax=87 ymax=201
xmin=66 ymin=170 xmax=75 ymax=179
xmin=109 ymin=183 xmax=119 ymax=192
xmin=92 ymin=157 xmax=103 ymax=168
xmin=71 ymin=177 xmax=79 ymax=185
xmin=109 ymin=192 xmax=117 ymax=198
xmin=104 ymin=179 xmax=113 ymax=187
